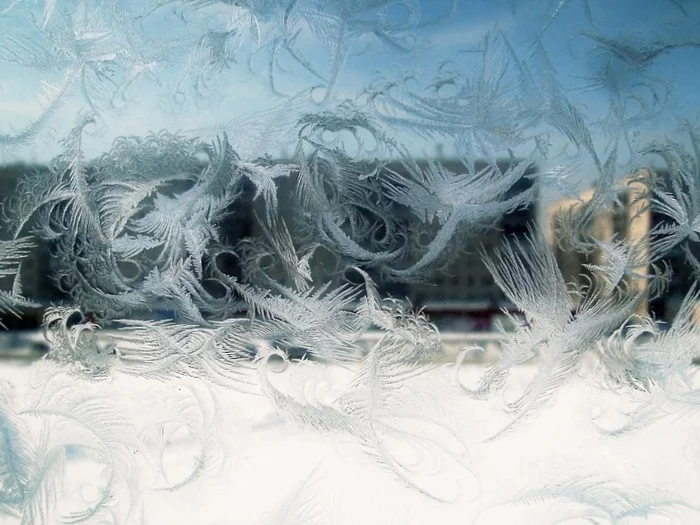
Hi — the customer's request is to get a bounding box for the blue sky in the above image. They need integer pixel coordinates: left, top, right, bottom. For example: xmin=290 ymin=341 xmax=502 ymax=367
xmin=0 ymin=0 xmax=698 ymax=169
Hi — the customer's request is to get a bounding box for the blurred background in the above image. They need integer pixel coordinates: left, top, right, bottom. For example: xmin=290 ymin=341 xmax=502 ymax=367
xmin=1 ymin=152 xmax=697 ymax=361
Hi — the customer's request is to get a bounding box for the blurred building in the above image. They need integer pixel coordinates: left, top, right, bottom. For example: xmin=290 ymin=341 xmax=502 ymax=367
xmin=544 ymin=176 xmax=651 ymax=314
xmin=259 ymin=157 xmax=539 ymax=331
xmin=0 ymin=164 xmax=57 ymax=328
xmin=543 ymin=171 xmax=700 ymax=322
xmin=1 ymin=158 xmax=539 ymax=331
xmin=380 ymin=159 xmax=538 ymax=331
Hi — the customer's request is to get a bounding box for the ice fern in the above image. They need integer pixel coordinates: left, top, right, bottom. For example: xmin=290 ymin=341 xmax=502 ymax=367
xmin=475 ymin=476 xmax=698 ymax=524
xmin=0 ymin=238 xmax=36 ymax=327
xmin=1 ymin=0 xmax=700 ymax=523
xmin=457 ymin=229 xmax=644 ymax=439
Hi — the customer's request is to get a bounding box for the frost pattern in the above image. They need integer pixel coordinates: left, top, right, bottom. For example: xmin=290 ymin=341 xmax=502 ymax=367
xmin=1 ymin=0 xmax=700 ymax=523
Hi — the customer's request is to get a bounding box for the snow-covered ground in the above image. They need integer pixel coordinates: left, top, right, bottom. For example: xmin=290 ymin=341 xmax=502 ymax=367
xmin=1 ymin=357 xmax=698 ymax=524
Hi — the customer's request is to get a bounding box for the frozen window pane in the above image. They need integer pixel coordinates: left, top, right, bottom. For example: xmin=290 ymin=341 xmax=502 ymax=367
xmin=1 ymin=0 xmax=700 ymax=523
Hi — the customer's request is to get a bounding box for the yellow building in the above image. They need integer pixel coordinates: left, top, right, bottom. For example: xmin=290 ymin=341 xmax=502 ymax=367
xmin=544 ymin=174 xmax=651 ymax=315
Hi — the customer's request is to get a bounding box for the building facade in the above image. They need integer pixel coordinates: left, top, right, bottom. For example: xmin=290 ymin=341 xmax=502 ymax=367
xmin=543 ymin=171 xmax=700 ymax=322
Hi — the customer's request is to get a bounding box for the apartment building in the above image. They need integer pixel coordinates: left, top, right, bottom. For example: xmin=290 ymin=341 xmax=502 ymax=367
xmin=544 ymin=177 xmax=650 ymax=308
xmin=378 ymin=159 xmax=538 ymax=330
xmin=543 ymin=171 xmax=700 ymax=322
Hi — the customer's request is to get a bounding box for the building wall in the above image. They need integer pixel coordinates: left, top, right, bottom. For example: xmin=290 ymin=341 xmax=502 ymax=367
xmin=544 ymin=174 xmax=652 ymax=316
xmin=1 ymin=158 xmax=538 ymax=327
xmin=383 ymin=160 xmax=538 ymax=309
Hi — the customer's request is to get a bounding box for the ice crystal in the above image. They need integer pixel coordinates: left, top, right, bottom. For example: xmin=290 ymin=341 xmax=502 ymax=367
xmin=1 ymin=0 xmax=700 ymax=523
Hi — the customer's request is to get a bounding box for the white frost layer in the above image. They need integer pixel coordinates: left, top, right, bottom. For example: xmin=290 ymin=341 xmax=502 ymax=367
xmin=1 ymin=360 xmax=697 ymax=525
